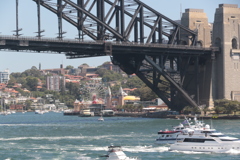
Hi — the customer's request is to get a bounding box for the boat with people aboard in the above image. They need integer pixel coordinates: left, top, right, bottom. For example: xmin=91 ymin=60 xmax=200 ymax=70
xmin=156 ymin=116 xmax=214 ymax=144
xmin=101 ymin=145 xmax=138 ymax=160
xmin=169 ymin=126 xmax=240 ymax=152
xmin=155 ymin=123 xmax=185 ymax=144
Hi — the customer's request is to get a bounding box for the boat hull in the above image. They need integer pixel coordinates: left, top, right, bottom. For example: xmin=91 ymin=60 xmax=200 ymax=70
xmin=170 ymin=143 xmax=240 ymax=152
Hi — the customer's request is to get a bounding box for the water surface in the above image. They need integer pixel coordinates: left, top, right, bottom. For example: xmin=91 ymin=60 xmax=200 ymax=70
xmin=0 ymin=112 xmax=239 ymax=159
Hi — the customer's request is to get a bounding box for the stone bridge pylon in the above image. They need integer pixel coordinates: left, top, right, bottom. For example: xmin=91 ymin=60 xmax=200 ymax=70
xmin=212 ymin=4 xmax=240 ymax=103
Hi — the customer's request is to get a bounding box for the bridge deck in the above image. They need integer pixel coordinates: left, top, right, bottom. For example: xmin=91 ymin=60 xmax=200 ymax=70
xmin=0 ymin=35 xmax=218 ymax=58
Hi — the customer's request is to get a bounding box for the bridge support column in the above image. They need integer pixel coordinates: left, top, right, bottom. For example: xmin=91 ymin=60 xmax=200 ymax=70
xmin=77 ymin=0 xmax=84 ymax=40
xmin=212 ymin=4 xmax=240 ymax=101
xmin=57 ymin=0 xmax=63 ymax=39
xmin=181 ymin=8 xmax=213 ymax=108
xmin=181 ymin=9 xmax=211 ymax=47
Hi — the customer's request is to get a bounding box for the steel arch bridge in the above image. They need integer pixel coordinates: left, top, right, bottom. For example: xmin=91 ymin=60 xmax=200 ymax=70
xmin=0 ymin=0 xmax=219 ymax=111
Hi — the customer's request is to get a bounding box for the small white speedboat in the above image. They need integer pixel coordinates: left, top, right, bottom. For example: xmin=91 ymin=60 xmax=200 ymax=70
xmin=98 ymin=116 xmax=104 ymax=121
xmin=101 ymin=145 xmax=138 ymax=160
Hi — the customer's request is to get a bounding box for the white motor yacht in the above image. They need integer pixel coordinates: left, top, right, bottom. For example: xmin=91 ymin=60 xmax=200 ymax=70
xmin=169 ymin=126 xmax=240 ymax=152
xmin=156 ymin=123 xmax=185 ymax=144
xmin=156 ymin=117 xmax=206 ymax=144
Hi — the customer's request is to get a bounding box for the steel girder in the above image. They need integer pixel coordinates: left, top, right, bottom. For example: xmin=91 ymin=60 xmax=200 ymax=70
xmin=111 ymin=52 xmax=207 ymax=110
xmin=32 ymin=0 xmax=197 ymax=45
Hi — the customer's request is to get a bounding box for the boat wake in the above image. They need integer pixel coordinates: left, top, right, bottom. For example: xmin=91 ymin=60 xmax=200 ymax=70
xmin=121 ymin=145 xmax=169 ymax=153
xmin=225 ymin=149 xmax=240 ymax=154
xmin=170 ymin=149 xmax=240 ymax=154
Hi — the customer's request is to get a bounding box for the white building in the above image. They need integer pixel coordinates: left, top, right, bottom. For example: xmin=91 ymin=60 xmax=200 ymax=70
xmin=0 ymin=69 xmax=10 ymax=83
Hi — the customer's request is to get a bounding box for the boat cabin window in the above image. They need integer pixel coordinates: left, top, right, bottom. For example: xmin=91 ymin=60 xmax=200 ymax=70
xmin=201 ymin=131 xmax=218 ymax=134
xmin=183 ymin=138 xmax=215 ymax=143
xmin=210 ymin=135 xmax=225 ymax=137
xmin=175 ymin=127 xmax=184 ymax=130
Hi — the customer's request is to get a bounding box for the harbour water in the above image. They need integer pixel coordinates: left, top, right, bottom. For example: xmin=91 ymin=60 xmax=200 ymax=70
xmin=0 ymin=112 xmax=240 ymax=160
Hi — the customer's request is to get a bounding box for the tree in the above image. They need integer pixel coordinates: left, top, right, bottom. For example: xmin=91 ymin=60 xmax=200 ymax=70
xmin=25 ymin=100 xmax=32 ymax=110
xmin=225 ymin=100 xmax=240 ymax=115
xmin=80 ymin=63 xmax=89 ymax=67
xmin=7 ymin=75 xmax=16 ymax=88
xmin=213 ymin=99 xmax=229 ymax=115
xmin=136 ymin=104 xmax=143 ymax=112
xmin=65 ymin=82 xmax=80 ymax=99
xmin=26 ymin=77 xmax=39 ymax=91
xmin=202 ymin=106 xmax=211 ymax=116
xmin=214 ymin=99 xmax=229 ymax=107
xmin=16 ymin=77 xmax=27 ymax=86
xmin=15 ymin=88 xmax=30 ymax=97
xmin=65 ymin=65 xmax=74 ymax=70
xmin=116 ymin=105 xmax=123 ymax=112
xmin=136 ymin=87 xmax=158 ymax=101
xmin=11 ymin=72 xmax=21 ymax=78
xmin=31 ymin=66 xmax=38 ymax=70
xmin=121 ymin=76 xmax=144 ymax=89
xmin=102 ymin=70 xmax=123 ymax=82
xmin=21 ymin=67 xmax=42 ymax=78
xmin=182 ymin=106 xmax=192 ymax=114
xmin=212 ymin=106 xmax=224 ymax=115
xmin=96 ymin=68 xmax=108 ymax=77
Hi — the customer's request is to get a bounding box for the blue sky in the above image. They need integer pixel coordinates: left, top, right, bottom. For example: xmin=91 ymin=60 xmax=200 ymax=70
xmin=0 ymin=0 xmax=239 ymax=73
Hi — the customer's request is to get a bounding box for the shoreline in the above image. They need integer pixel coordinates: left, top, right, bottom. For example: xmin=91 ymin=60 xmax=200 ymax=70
xmin=64 ymin=111 xmax=240 ymax=119
xmin=115 ymin=112 xmax=240 ymax=119
xmin=115 ymin=113 xmax=240 ymax=119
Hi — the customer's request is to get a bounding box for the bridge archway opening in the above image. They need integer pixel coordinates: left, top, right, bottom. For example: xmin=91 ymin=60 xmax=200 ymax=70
xmin=179 ymin=40 xmax=187 ymax=45
xmin=196 ymin=41 xmax=203 ymax=47
xmin=232 ymin=38 xmax=238 ymax=49
xmin=214 ymin=38 xmax=221 ymax=46
xmin=214 ymin=38 xmax=221 ymax=52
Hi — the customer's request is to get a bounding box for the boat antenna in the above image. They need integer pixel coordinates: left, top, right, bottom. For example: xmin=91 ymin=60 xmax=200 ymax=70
xmin=210 ymin=118 xmax=213 ymax=129
xmin=180 ymin=3 xmax=182 ymax=19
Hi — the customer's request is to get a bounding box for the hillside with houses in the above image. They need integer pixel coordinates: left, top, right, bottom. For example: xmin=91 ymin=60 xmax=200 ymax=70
xmin=0 ymin=62 xmax=169 ymax=114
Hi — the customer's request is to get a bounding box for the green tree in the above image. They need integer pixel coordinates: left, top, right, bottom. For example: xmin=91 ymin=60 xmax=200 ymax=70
xmin=116 ymin=105 xmax=123 ymax=112
xmin=15 ymin=88 xmax=30 ymax=97
xmin=202 ymin=106 xmax=211 ymax=116
xmin=122 ymin=76 xmax=144 ymax=89
xmin=214 ymin=99 xmax=229 ymax=107
xmin=96 ymin=68 xmax=108 ymax=77
xmin=225 ymin=100 xmax=240 ymax=115
xmin=16 ymin=77 xmax=27 ymax=87
xmin=65 ymin=82 xmax=80 ymax=99
xmin=182 ymin=106 xmax=192 ymax=114
xmin=25 ymin=100 xmax=32 ymax=110
xmin=136 ymin=87 xmax=158 ymax=101
xmin=10 ymin=72 xmax=21 ymax=78
xmin=21 ymin=67 xmax=42 ymax=78
xmin=7 ymin=75 xmax=16 ymax=88
xmin=65 ymin=65 xmax=74 ymax=70
xmin=136 ymin=104 xmax=143 ymax=112
xmin=102 ymin=70 xmax=123 ymax=82
xmin=26 ymin=77 xmax=39 ymax=91
xmin=212 ymin=106 xmax=224 ymax=115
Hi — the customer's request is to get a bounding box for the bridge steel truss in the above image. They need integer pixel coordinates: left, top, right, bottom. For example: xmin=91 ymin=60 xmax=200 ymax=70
xmin=1 ymin=0 xmax=219 ymax=110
